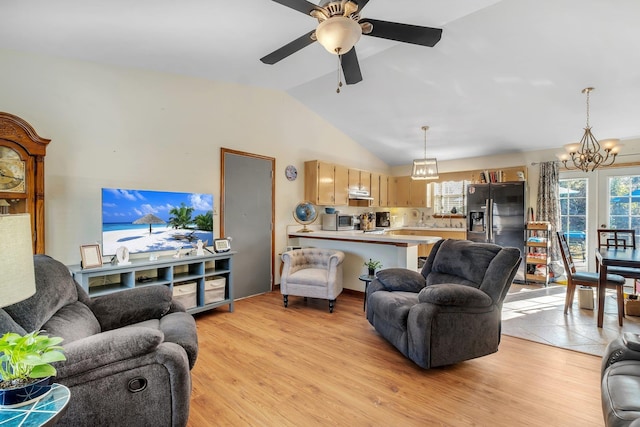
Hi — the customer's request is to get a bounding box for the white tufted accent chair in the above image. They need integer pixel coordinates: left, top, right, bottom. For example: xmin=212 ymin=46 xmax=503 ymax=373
xmin=280 ymin=248 xmax=345 ymax=313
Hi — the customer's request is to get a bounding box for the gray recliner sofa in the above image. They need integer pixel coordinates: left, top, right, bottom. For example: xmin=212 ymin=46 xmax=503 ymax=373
xmin=601 ymin=333 xmax=640 ymax=427
xmin=366 ymin=239 xmax=521 ymax=369
xmin=0 ymin=255 xmax=198 ymax=426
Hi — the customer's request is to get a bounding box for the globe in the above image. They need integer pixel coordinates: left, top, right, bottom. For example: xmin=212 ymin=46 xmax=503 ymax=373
xmin=293 ymin=201 xmax=317 ymax=232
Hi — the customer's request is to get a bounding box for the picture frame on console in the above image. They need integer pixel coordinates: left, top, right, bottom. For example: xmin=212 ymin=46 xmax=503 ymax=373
xmin=214 ymin=238 xmax=231 ymax=253
xmin=80 ymin=244 xmax=102 ymax=269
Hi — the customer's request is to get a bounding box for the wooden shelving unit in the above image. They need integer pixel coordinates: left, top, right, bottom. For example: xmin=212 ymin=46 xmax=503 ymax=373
xmin=525 ymin=221 xmax=551 ymax=286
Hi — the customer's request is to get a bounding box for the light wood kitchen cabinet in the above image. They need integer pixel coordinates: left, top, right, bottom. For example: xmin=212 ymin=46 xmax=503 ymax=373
xmin=304 ymin=160 xmax=349 ymax=206
xmin=391 ymin=176 xmax=429 ymax=207
xmin=348 ymin=168 xmax=371 ymax=194
xmin=334 ymin=164 xmax=349 ymax=205
xmin=394 ymin=176 xmax=412 ymax=207
xmin=410 ymin=180 xmax=427 ymax=207
xmin=387 ymin=176 xmax=397 ymax=207
xmin=379 ymin=175 xmax=389 ymax=207
xmin=370 ymin=173 xmax=380 ymax=207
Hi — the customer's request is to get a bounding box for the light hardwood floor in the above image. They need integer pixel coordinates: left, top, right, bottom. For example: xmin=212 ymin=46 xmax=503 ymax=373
xmin=188 ymin=291 xmax=604 ymax=426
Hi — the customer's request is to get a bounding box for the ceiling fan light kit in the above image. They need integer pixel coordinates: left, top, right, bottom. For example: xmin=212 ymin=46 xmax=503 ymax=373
xmin=315 ymin=16 xmax=362 ymax=54
xmin=558 ymin=87 xmax=620 ymax=172
xmin=261 ymin=0 xmax=443 ymax=88
xmin=411 ymin=125 xmax=439 ymax=180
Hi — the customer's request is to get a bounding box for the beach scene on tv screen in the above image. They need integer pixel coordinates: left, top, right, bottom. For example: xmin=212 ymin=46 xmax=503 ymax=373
xmin=102 ymin=188 xmax=214 ymax=256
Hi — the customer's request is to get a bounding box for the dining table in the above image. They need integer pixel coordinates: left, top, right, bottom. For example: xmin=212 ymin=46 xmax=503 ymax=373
xmin=596 ymin=247 xmax=640 ymax=327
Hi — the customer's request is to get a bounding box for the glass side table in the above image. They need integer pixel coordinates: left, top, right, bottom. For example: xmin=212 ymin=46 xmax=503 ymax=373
xmin=0 ymin=383 xmax=70 ymax=427
xmin=358 ymin=274 xmax=376 ymax=312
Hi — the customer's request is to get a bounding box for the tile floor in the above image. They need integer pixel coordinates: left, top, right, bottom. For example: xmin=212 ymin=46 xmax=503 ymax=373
xmin=502 ymin=283 xmax=640 ymax=356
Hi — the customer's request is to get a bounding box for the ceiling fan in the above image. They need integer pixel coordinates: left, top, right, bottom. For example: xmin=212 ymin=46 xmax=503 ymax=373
xmin=260 ymin=0 xmax=443 ymax=86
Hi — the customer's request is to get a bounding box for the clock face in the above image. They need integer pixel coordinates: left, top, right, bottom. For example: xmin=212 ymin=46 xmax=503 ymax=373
xmin=0 ymin=146 xmax=26 ymax=193
xmin=285 ymin=165 xmax=297 ymax=181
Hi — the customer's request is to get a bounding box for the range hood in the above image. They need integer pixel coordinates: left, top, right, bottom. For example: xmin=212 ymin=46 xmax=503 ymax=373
xmin=348 ymin=190 xmax=374 ymax=200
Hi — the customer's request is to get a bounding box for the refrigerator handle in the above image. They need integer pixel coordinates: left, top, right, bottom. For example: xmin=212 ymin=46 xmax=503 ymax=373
xmin=487 ymin=199 xmax=494 ymax=242
xmin=484 ymin=199 xmax=491 ymax=241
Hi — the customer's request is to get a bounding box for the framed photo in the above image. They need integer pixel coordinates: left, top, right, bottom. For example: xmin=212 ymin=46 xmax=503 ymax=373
xmin=214 ymin=238 xmax=231 ymax=253
xmin=80 ymin=244 xmax=103 ymax=269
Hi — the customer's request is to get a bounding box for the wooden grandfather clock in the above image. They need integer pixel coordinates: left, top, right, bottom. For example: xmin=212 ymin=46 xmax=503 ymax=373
xmin=0 ymin=112 xmax=50 ymax=254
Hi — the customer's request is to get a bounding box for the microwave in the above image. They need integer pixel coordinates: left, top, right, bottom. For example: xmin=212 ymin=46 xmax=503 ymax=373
xmin=322 ymin=213 xmax=355 ymax=231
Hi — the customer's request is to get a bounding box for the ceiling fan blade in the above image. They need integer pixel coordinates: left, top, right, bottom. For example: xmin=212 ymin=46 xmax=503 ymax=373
xmin=361 ymin=19 xmax=442 ymax=47
xmin=260 ymin=30 xmax=317 ymax=65
xmin=271 ymin=0 xmax=320 ymax=16
xmin=341 ymin=48 xmax=362 ymax=85
xmin=354 ymin=0 xmax=371 ymax=12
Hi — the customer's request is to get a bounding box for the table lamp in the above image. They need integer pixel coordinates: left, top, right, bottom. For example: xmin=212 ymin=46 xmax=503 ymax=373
xmin=0 ymin=214 xmax=36 ymax=308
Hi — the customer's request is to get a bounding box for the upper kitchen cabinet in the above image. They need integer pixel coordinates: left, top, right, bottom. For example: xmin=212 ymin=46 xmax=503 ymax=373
xmin=410 ymin=180 xmax=428 ymax=207
xmin=387 ymin=176 xmax=397 ymax=207
xmin=392 ymin=176 xmax=429 ymax=208
xmin=379 ymin=175 xmax=389 ymax=207
xmin=334 ymin=165 xmax=348 ymax=205
xmin=348 ymin=168 xmax=371 ymax=194
xmin=370 ymin=173 xmax=380 ymax=207
xmin=304 ymin=161 xmax=348 ymax=206
xmin=394 ymin=176 xmax=412 ymax=207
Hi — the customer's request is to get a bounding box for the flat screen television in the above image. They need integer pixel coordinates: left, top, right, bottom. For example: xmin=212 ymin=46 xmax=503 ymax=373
xmin=102 ymin=188 xmax=214 ymax=256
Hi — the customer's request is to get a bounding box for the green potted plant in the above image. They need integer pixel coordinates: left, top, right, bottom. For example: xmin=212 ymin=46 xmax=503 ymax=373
xmin=0 ymin=330 xmax=66 ymax=408
xmin=364 ymin=259 xmax=383 ymax=276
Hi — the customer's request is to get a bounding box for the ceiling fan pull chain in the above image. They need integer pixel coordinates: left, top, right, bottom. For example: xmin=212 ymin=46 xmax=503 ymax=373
xmin=336 ymin=48 xmax=343 ymax=93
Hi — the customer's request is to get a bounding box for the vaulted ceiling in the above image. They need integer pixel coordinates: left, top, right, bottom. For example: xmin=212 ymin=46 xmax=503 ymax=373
xmin=2 ymin=0 xmax=639 ymax=165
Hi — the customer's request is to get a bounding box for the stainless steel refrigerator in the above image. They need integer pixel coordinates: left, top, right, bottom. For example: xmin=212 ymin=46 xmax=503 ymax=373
xmin=467 ymin=182 xmax=526 ymax=282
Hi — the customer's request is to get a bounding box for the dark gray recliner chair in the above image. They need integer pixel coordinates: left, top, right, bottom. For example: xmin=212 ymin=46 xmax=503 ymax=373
xmin=0 ymin=255 xmax=198 ymax=426
xmin=366 ymin=239 xmax=521 ymax=369
xmin=601 ymin=333 xmax=640 ymax=427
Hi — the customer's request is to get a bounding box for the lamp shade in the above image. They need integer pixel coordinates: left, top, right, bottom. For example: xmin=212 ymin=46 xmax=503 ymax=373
xmin=0 ymin=214 xmax=35 ymax=308
xmin=315 ymin=16 xmax=362 ymax=54
xmin=411 ymin=158 xmax=439 ymax=180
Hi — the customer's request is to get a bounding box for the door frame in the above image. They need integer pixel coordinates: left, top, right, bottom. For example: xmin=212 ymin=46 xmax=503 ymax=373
xmin=220 ymin=147 xmax=276 ymax=290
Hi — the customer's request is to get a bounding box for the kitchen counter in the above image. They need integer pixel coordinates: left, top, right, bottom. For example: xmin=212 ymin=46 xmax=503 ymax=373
xmin=388 ymin=226 xmax=467 ymax=232
xmin=287 ymin=229 xmax=441 ymax=292
xmin=287 ymin=229 xmax=441 ymax=246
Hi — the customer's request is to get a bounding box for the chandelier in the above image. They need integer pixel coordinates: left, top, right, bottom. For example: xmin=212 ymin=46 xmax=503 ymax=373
xmin=559 ymin=87 xmax=620 ymax=172
xmin=411 ymin=126 xmax=439 ymax=180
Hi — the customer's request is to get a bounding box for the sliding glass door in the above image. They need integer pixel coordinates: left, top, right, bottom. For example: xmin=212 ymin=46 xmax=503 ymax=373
xmin=560 ymin=165 xmax=640 ymax=271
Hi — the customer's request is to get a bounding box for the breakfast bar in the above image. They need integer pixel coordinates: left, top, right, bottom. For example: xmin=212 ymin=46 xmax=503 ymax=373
xmin=287 ymin=229 xmax=441 ymax=292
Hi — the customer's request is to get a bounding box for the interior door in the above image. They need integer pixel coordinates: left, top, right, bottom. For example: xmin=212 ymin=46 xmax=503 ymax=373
xmin=221 ymin=149 xmax=274 ymax=299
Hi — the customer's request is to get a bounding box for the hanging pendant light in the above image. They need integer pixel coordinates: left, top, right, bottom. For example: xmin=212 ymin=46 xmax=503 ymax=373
xmin=411 ymin=126 xmax=439 ymax=180
xmin=558 ymin=87 xmax=620 ymax=172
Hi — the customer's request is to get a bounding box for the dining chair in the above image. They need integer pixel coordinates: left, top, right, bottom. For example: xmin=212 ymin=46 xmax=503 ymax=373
xmin=597 ymin=228 xmax=640 ymax=294
xmin=557 ymin=232 xmax=626 ymax=325
xmin=598 ymin=229 xmax=637 ymax=249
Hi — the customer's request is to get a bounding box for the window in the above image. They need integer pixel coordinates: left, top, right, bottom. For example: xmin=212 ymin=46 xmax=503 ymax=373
xmin=559 ymin=178 xmax=587 ymax=268
xmin=608 ymin=175 xmax=640 ymax=235
xmin=433 ymin=181 xmax=469 ymax=214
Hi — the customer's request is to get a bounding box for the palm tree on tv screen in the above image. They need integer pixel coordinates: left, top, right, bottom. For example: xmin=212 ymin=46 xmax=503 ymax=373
xmin=169 ymin=203 xmax=194 ymax=229
xmin=194 ymin=211 xmax=213 ymax=231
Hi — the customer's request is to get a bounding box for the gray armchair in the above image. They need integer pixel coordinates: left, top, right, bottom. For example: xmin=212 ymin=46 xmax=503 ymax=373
xmin=0 ymin=255 xmax=198 ymax=426
xmin=280 ymin=248 xmax=344 ymax=313
xmin=366 ymin=239 xmax=521 ymax=369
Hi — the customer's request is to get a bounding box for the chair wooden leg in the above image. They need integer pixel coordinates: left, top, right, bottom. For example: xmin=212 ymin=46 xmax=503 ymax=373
xmin=329 ymin=299 xmax=335 ymax=313
xmin=564 ymin=283 xmax=576 ymax=314
xmin=283 ymin=295 xmax=288 ymax=308
xmin=617 ymin=286 xmax=625 ymax=327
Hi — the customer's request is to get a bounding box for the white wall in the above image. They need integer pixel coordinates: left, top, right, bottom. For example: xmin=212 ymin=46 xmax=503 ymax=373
xmin=0 ymin=49 xmax=389 ymax=267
